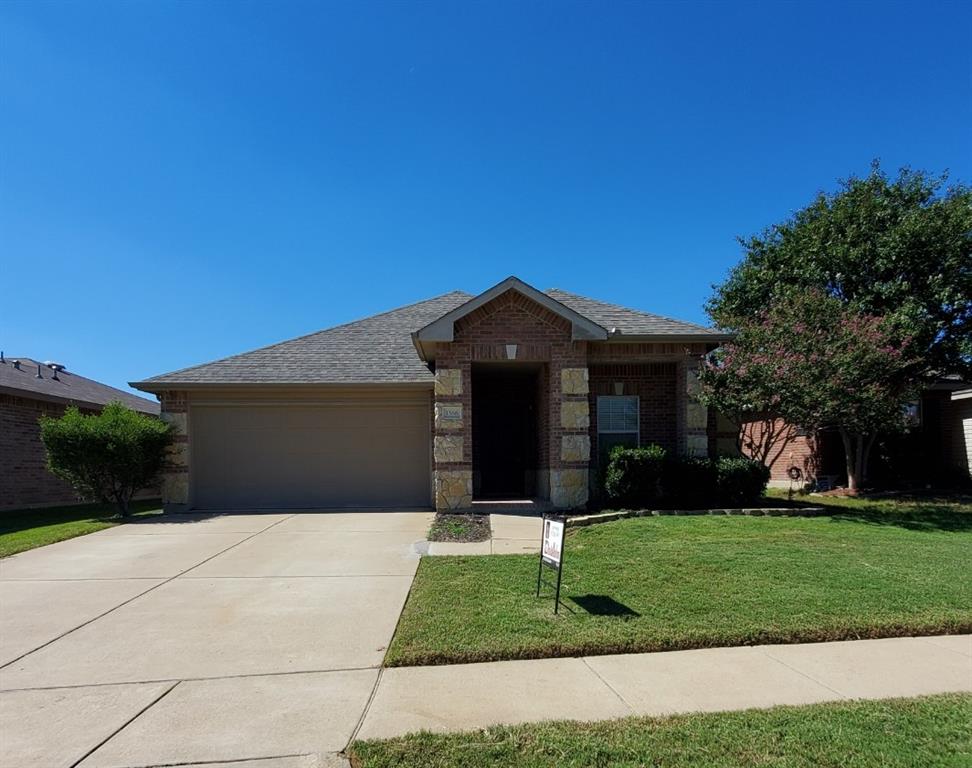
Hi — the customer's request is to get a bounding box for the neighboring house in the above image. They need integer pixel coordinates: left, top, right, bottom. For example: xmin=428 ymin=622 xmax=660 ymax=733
xmin=1 ymin=355 xmax=161 ymax=510
xmin=740 ymin=380 xmax=972 ymax=490
xmin=132 ymin=276 xmax=727 ymax=512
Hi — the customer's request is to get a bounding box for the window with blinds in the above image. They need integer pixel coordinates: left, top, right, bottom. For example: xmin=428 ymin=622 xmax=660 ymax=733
xmin=596 ymin=395 xmax=640 ymax=465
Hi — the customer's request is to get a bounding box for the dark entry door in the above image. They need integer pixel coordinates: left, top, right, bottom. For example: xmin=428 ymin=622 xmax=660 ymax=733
xmin=472 ymin=365 xmax=539 ymax=499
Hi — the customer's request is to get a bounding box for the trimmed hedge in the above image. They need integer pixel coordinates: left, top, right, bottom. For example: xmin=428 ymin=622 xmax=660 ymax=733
xmin=604 ymin=445 xmax=769 ymax=508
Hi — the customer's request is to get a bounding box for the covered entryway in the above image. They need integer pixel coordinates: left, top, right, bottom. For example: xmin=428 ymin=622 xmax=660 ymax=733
xmin=471 ymin=363 xmax=542 ymax=499
xmin=190 ymin=394 xmax=431 ymax=509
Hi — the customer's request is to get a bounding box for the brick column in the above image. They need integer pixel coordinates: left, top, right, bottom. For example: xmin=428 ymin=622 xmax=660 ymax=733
xmin=550 ymin=364 xmax=590 ymax=509
xmin=681 ymin=359 xmax=709 ymax=457
xmin=432 ymin=366 xmax=472 ymax=510
xmin=159 ymin=390 xmax=190 ymax=513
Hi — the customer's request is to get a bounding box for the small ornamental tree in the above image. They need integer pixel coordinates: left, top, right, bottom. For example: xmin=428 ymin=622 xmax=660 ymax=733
xmin=698 ymin=291 xmax=916 ymax=492
xmin=40 ymin=402 xmax=171 ymax=516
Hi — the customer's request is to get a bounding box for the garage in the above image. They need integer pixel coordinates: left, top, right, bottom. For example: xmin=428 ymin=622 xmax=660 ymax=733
xmin=189 ymin=394 xmax=431 ymax=510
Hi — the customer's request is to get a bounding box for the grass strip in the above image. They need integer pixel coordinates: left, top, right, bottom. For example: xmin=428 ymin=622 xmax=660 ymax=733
xmin=351 ymin=693 xmax=972 ymax=768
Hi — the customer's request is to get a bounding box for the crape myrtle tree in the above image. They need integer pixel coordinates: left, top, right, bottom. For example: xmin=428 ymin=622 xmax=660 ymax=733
xmin=40 ymin=402 xmax=171 ymax=517
xmin=702 ymin=162 xmax=971 ymax=489
xmin=698 ymin=292 xmax=915 ymax=491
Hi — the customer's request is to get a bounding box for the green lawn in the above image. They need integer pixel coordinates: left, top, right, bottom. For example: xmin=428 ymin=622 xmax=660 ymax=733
xmin=767 ymin=488 xmax=972 ymax=521
xmin=350 ymin=693 xmax=972 ymax=768
xmin=0 ymin=500 xmax=162 ymax=557
xmin=386 ymin=496 xmax=972 ymax=666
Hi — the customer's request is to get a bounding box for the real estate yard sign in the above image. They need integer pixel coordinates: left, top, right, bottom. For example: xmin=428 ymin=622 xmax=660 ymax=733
xmin=536 ymin=515 xmax=566 ymax=613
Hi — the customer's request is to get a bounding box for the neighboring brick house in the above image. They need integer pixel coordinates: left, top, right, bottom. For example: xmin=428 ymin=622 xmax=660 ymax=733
xmin=1 ymin=356 xmax=161 ymax=510
xmin=132 ymin=276 xmax=727 ymax=512
xmin=739 ymin=381 xmax=972 ymax=490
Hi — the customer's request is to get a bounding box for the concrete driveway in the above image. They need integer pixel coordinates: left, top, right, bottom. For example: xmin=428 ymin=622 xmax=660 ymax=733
xmin=0 ymin=509 xmax=433 ymax=768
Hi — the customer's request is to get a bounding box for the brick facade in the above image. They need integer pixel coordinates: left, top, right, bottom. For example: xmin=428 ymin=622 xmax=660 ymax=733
xmin=737 ymin=417 xmax=820 ymax=487
xmin=589 ymin=363 xmax=679 ymax=452
xmin=159 ymin=390 xmax=191 ymax=512
xmin=429 ymin=293 xmax=716 ymax=510
xmin=0 ymin=394 xmax=90 ymax=509
xmin=0 ymin=394 xmax=161 ymax=511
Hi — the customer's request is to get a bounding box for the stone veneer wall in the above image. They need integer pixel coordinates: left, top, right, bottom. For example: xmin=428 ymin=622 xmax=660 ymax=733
xmin=431 ymin=291 xmax=591 ymax=511
xmin=682 ymin=357 xmax=709 ymax=457
xmin=159 ymin=390 xmax=190 ymax=512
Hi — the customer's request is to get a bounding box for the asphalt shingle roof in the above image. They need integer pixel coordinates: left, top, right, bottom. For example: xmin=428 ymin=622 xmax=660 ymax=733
xmin=135 ymin=286 xmax=722 ymax=388
xmin=137 ymin=291 xmax=473 ymax=386
xmin=1 ymin=357 xmax=160 ymax=414
xmin=545 ymin=289 xmax=720 ymax=336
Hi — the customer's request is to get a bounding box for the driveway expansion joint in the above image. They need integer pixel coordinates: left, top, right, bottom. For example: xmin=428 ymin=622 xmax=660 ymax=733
xmin=69 ymin=681 xmax=181 ymax=768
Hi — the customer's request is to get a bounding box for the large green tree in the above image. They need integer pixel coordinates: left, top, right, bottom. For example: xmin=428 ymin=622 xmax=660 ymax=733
xmin=699 ymin=292 xmax=915 ymax=491
xmin=708 ymin=163 xmax=972 ymax=382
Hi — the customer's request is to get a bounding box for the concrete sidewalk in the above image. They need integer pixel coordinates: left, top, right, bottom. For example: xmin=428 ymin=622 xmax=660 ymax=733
xmin=426 ymin=513 xmax=541 ymax=555
xmin=356 ymin=634 xmax=972 ymax=740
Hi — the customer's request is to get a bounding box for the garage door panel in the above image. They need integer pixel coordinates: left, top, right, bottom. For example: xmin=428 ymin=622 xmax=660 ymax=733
xmin=191 ymin=402 xmax=431 ymax=509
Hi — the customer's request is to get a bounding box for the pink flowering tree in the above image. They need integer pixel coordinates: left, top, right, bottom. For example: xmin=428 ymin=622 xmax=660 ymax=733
xmin=698 ymin=291 xmax=915 ymax=491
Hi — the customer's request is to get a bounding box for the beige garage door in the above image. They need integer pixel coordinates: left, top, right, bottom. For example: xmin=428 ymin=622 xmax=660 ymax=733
xmin=190 ymin=398 xmax=431 ymax=509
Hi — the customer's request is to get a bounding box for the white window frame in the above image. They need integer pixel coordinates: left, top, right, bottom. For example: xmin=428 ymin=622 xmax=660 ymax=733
xmin=597 ymin=395 xmax=640 ymax=445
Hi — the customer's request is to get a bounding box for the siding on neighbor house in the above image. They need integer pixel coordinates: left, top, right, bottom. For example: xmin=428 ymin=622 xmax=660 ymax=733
xmin=947 ymin=396 xmax=972 ymax=477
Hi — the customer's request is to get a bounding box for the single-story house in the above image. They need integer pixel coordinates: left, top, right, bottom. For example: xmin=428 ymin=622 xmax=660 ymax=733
xmin=132 ymin=277 xmax=728 ymax=512
xmin=1 ymin=355 xmax=161 ymax=510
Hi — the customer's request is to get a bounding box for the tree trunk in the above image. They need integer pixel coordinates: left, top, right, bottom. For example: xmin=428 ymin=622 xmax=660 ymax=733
xmin=839 ymin=430 xmax=875 ymax=493
xmin=840 ymin=429 xmax=859 ymax=493
xmin=861 ymin=434 xmax=876 ymax=485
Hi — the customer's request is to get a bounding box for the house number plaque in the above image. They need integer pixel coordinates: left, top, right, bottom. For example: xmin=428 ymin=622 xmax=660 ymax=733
xmin=438 ymin=405 xmax=462 ymax=422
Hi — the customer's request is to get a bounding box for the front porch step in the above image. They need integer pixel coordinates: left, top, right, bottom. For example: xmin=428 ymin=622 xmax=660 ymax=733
xmin=469 ymin=498 xmax=554 ymax=515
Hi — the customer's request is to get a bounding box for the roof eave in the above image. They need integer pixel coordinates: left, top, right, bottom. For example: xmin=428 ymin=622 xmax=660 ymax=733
xmin=601 ymin=332 xmax=733 ymax=343
xmin=0 ymin=384 xmax=159 ymax=414
xmin=129 ymin=380 xmax=434 ymax=394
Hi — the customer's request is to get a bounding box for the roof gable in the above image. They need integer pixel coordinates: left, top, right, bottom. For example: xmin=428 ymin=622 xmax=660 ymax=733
xmin=413 ymin=277 xmax=608 ymax=358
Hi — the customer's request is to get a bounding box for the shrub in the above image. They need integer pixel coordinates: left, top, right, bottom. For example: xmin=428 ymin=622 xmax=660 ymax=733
xmin=664 ymin=455 xmax=719 ymax=508
xmin=716 ymin=456 xmax=771 ymax=506
xmin=603 ymin=444 xmax=667 ymax=507
xmin=603 ymin=445 xmax=769 ymax=509
xmin=40 ymin=402 xmax=171 ymax=516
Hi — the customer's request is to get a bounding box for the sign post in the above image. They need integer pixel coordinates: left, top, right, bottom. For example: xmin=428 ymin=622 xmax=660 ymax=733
xmin=536 ymin=514 xmax=566 ymax=613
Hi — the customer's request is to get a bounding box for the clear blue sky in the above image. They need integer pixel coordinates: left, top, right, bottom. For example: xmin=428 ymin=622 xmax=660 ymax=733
xmin=3 ymin=1 xmax=970 ymax=396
